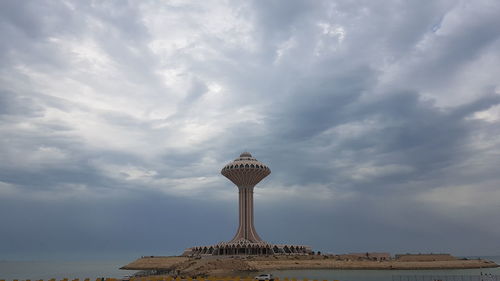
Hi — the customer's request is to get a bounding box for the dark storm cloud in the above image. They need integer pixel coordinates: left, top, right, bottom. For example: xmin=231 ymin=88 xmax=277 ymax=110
xmin=1 ymin=0 xmax=500 ymax=259
xmin=272 ymin=66 xmax=375 ymax=140
xmin=418 ymin=6 xmax=500 ymax=67
xmin=0 ymin=90 xmax=44 ymax=116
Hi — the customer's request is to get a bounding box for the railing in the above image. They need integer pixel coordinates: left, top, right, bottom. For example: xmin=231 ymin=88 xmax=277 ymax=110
xmin=391 ymin=275 xmax=500 ymax=281
xmin=0 ymin=277 xmax=340 ymax=281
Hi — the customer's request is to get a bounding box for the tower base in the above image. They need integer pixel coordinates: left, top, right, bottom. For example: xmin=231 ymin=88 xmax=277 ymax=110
xmin=182 ymin=239 xmax=312 ymax=256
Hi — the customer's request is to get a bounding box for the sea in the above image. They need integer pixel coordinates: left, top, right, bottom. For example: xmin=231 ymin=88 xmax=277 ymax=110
xmin=0 ymin=257 xmax=499 ymax=281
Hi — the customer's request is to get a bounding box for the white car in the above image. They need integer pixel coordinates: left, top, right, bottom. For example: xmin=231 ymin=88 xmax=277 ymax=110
xmin=255 ymin=274 xmax=274 ymax=281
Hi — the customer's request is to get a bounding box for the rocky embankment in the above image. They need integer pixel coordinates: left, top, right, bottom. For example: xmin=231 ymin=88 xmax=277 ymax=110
xmin=121 ymin=255 xmax=499 ymax=277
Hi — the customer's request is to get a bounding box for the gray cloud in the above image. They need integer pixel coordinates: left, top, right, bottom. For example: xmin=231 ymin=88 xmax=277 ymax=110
xmin=1 ymin=0 xmax=500 ymax=259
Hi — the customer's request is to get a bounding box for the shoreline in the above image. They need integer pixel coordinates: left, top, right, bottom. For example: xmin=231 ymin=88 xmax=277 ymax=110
xmin=248 ymin=260 xmax=500 ymax=270
xmin=121 ymin=256 xmax=499 ymax=277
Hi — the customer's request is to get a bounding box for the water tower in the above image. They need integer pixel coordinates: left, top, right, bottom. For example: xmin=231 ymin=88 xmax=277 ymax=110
xmin=182 ymin=152 xmax=311 ymax=256
xmin=221 ymin=152 xmax=271 ymax=243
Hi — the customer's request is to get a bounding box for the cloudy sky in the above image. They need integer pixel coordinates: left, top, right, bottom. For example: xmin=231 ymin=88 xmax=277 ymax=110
xmin=1 ymin=0 xmax=500 ymax=261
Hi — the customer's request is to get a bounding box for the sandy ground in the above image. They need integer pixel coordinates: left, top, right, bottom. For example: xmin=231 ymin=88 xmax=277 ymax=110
xmin=121 ymin=256 xmax=498 ymax=277
xmin=121 ymin=256 xmax=190 ymax=270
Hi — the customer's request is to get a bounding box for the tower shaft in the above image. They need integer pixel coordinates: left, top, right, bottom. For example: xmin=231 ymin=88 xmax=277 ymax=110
xmin=231 ymin=186 xmax=262 ymax=243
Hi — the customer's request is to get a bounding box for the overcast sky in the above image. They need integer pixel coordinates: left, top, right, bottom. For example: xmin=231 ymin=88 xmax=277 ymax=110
xmin=1 ymin=0 xmax=500 ymax=261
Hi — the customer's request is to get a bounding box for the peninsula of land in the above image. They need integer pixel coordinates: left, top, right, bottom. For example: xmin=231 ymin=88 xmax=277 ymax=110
xmin=121 ymin=254 xmax=499 ymax=277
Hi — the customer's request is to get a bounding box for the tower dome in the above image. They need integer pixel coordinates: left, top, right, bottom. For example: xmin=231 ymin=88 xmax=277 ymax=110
xmin=221 ymin=152 xmax=271 ymax=187
xmin=240 ymin=152 xmax=252 ymax=157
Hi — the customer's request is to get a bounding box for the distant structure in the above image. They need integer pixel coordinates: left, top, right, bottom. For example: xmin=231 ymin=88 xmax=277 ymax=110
xmin=395 ymin=253 xmax=456 ymax=261
xmin=183 ymin=152 xmax=311 ymax=256
xmin=346 ymin=252 xmax=391 ymax=261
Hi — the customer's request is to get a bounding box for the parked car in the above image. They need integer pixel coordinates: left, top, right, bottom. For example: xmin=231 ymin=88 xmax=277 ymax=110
xmin=255 ymin=274 xmax=274 ymax=281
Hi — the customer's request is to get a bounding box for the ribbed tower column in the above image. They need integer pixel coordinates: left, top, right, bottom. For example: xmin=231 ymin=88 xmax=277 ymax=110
xmin=221 ymin=152 xmax=271 ymax=243
xmin=233 ymin=186 xmax=262 ymax=242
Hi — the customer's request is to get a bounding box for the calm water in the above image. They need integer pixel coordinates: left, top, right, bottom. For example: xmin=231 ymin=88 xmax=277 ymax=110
xmin=0 ymin=260 xmax=132 ymax=280
xmin=0 ymin=257 xmax=499 ymax=281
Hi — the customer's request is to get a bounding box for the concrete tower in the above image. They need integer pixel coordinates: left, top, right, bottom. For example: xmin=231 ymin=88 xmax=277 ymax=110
xmin=182 ymin=152 xmax=311 ymax=256
xmin=221 ymin=152 xmax=270 ymax=243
